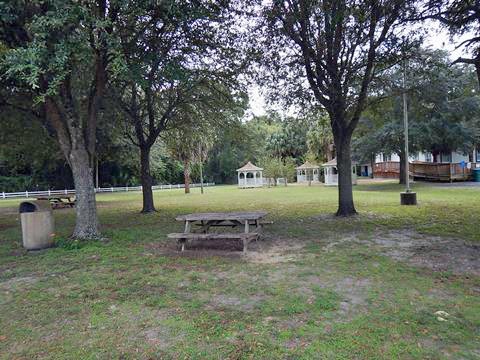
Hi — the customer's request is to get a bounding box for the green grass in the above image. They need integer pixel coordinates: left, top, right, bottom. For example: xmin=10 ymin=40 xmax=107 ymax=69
xmin=0 ymin=182 xmax=479 ymax=359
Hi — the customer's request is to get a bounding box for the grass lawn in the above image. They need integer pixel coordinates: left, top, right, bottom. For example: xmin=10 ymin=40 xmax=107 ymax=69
xmin=0 ymin=181 xmax=479 ymax=359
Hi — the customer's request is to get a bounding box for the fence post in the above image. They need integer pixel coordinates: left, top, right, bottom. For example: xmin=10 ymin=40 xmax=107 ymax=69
xmin=48 ymin=189 xmax=51 ymax=196
xmin=26 ymin=190 xmax=29 ymax=198
xmin=126 ymin=185 xmax=128 ymax=192
xmin=65 ymin=189 xmax=68 ymax=195
xmin=2 ymin=192 xmax=4 ymax=199
xmin=111 ymin=187 xmax=113 ymax=192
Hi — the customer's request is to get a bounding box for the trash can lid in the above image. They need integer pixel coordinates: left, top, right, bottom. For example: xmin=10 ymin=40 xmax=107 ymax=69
xmin=19 ymin=200 xmax=52 ymax=213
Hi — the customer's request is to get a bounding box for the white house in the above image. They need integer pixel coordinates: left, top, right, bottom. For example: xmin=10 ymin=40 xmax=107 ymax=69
xmin=296 ymin=161 xmax=320 ymax=183
xmin=375 ymin=149 xmax=478 ymax=164
xmin=373 ymin=148 xmax=480 ymax=181
xmin=323 ymin=158 xmax=357 ymax=186
xmin=237 ymin=162 xmax=264 ymax=188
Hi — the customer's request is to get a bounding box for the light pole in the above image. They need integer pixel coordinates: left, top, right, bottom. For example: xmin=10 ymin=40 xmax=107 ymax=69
xmin=400 ymin=60 xmax=417 ymax=205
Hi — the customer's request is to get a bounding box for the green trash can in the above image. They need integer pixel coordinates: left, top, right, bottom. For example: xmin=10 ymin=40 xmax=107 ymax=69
xmin=473 ymin=168 xmax=480 ymax=182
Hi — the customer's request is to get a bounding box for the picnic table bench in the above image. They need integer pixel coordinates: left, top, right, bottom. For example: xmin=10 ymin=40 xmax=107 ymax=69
xmin=168 ymin=211 xmax=269 ymax=253
xmin=35 ymin=195 xmax=76 ymax=209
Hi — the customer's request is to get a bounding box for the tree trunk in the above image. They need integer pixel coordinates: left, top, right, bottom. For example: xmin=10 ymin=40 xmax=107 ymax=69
xmin=399 ymin=151 xmax=406 ymax=185
xmin=475 ymin=60 xmax=480 ymax=89
xmin=335 ymin=134 xmax=357 ymax=216
xmin=184 ymin=160 xmax=191 ymax=194
xmin=70 ymin=147 xmax=99 ymax=239
xmin=199 ymin=162 xmax=204 ymax=194
xmin=45 ymin=98 xmax=101 ymax=239
xmin=140 ymin=146 xmax=156 ymax=213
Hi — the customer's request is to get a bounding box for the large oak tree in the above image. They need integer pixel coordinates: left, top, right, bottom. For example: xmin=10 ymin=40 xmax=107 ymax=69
xmin=258 ymin=0 xmax=416 ymax=215
xmin=1 ymin=0 xmax=119 ymax=238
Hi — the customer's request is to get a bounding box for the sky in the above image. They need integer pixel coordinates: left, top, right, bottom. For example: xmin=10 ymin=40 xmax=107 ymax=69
xmin=247 ymin=21 xmax=473 ymax=117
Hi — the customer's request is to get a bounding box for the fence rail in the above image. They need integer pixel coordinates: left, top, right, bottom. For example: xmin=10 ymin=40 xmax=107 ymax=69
xmin=0 ymin=182 xmax=215 ymax=199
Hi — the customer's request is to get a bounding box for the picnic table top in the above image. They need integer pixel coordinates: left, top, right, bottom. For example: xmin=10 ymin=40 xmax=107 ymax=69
xmin=36 ymin=195 xmax=73 ymax=200
xmin=176 ymin=211 xmax=268 ymax=222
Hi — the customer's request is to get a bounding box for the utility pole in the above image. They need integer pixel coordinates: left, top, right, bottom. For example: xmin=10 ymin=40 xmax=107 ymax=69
xmin=403 ymin=61 xmax=410 ymax=192
xmin=400 ymin=60 xmax=417 ymax=205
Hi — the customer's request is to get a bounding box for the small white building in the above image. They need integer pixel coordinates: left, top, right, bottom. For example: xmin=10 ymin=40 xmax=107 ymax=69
xmin=296 ymin=161 xmax=320 ymax=183
xmin=323 ymin=158 xmax=357 ymax=186
xmin=237 ymin=162 xmax=264 ymax=188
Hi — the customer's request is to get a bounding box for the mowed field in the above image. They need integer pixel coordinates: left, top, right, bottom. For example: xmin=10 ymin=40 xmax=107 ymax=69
xmin=0 ymin=181 xmax=479 ymax=359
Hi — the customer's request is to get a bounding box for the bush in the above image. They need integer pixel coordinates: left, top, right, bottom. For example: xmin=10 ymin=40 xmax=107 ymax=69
xmin=0 ymin=175 xmax=34 ymax=193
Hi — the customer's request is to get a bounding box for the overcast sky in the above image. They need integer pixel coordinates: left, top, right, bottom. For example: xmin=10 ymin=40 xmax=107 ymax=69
xmin=247 ymin=21 xmax=473 ymax=117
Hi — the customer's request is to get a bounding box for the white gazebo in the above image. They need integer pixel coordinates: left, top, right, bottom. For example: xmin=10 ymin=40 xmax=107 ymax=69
xmin=237 ymin=161 xmax=264 ymax=188
xmin=296 ymin=161 xmax=320 ymax=183
xmin=323 ymin=158 xmax=357 ymax=186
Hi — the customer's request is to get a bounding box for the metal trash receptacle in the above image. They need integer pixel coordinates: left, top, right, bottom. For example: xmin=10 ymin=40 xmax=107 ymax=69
xmin=19 ymin=200 xmax=55 ymax=250
xmin=473 ymin=168 xmax=480 ymax=182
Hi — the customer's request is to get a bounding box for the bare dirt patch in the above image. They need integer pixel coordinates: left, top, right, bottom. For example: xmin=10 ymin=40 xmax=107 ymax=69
xmin=299 ymin=275 xmax=371 ymax=321
xmin=143 ymin=240 xmax=243 ymax=260
xmin=334 ymin=277 xmax=370 ymax=319
xmin=245 ymin=242 xmax=305 ymax=264
xmin=244 ymin=234 xmax=311 ymax=264
xmin=207 ymin=294 xmax=266 ymax=312
xmin=372 ymin=230 xmax=480 ymax=276
xmin=0 ymin=275 xmax=40 ymax=291
xmin=325 ymin=229 xmax=480 ymax=276
xmin=144 ymin=234 xmax=309 ymax=263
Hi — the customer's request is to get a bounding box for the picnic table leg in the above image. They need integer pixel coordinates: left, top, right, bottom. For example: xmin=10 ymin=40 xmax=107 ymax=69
xmin=243 ymin=220 xmax=249 ymax=253
xmin=255 ymin=219 xmax=262 ymax=241
xmin=181 ymin=221 xmax=191 ymax=252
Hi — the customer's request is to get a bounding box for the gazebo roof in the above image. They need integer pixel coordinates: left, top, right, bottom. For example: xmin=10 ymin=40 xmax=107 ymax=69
xmin=237 ymin=161 xmax=263 ymax=172
xmin=296 ymin=161 xmax=319 ymax=170
xmin=322 ymin=158 xmax=357 ymax=167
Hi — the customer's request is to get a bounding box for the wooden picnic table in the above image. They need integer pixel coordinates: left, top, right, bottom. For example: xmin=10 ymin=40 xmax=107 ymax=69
xmin=35 ymin=195 xmax=76 ymax=209
xmin=168 ymin=211 xmax=269 ymax=253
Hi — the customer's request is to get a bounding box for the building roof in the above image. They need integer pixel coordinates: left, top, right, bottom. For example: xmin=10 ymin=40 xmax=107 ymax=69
xmin=322 ymin=158 xmax=357 ymax=167
xmin=237 ymin=161 xmax=263 ymax=172
xmin=296 ymin=161 xmax=320 ymax=170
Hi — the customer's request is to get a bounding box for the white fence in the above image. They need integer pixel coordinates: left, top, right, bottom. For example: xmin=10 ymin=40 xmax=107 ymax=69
xmin=0 ymin=182 xmax=215 ymax=199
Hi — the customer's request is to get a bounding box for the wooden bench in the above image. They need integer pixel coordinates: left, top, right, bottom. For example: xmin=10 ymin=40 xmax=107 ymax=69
xmin=167 ymin=232 xmax=259 ymax=252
